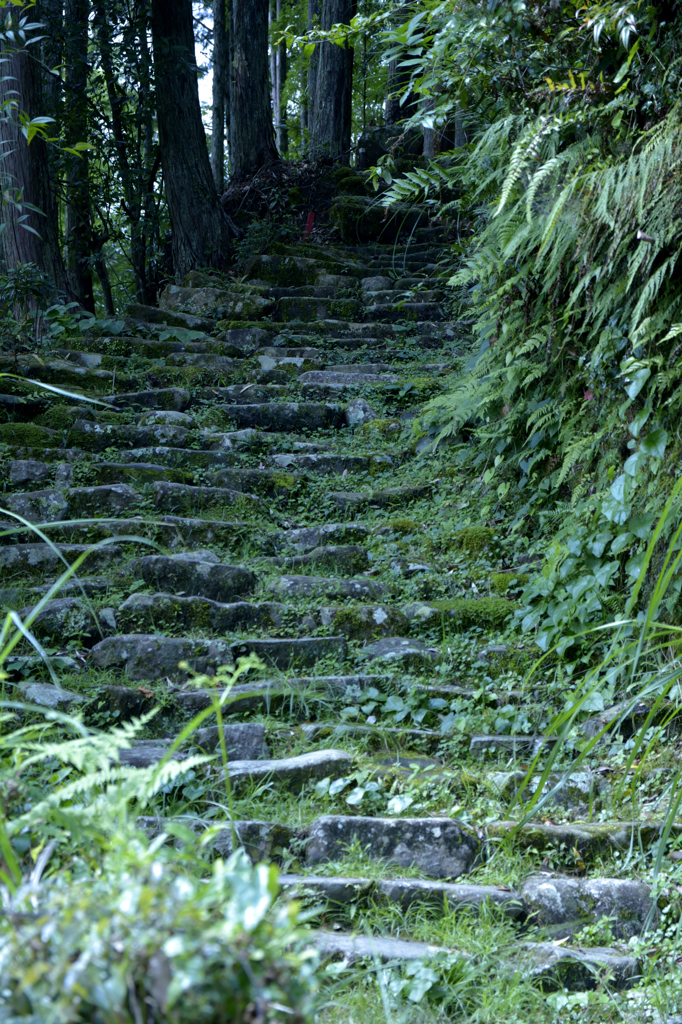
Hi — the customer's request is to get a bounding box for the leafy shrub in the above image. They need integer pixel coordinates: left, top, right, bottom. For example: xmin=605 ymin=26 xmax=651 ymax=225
xmin=0 ymin=839 xmax=318 ymax=1023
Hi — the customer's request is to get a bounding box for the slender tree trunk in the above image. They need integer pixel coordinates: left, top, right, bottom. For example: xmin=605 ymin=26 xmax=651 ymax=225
xmin=64 ymin=0 xmax=95 ymax=312
xmin=139 ymin=19 xmax=160 ymax=304
xmin=306 ymin=0 xmax=321 ymax=150
xmin=385 ymin=2 xmax=417 ymax=125
xmin=422 ymin=98 xmax=438 ymax=159
xmin=0 ymin=5 xmax=67 ymax=292
xmin=151 ymin=0 xmax=232 ymax=281
xmin=276 ymin=0 xmax=288 ymax=156
xmin=310 ymin=0 xmax=353 ymax=164
xmin=229 ymin=0 xmax=278 ymax=180
xmin=211 ymin=0 xmax=228 ymax=192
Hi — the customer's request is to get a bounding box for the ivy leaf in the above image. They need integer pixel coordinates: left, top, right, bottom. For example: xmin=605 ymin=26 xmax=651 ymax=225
xmin=629 ymin=513 xmax=656 ymax=539
xmin=346 ymin=787 xmax=365 ymax=806
xmin=640 ymin=428 xmax=668 ymax=459
xmin=387 ymin=794 xmax=414 ymax=815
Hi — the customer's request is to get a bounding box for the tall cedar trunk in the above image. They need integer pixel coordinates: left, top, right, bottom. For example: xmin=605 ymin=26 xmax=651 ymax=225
xmin=0 ymin=5 xmax=67 ymax=292
xmin=210 ymin=0 xmax=228 ymax=192
xmin=422 ymin=98 xmax=438 ymax=159
xmin=276 ymin=0 xmax=288 ymax=155
xmin=229 ymin=0 xmax=278 ymax=180
xmin=310 ymin=0 xmax=353 ymax=164
xmin=139 ymin=20 xmax=161 ymax=304
xmin=306 ymin=0 xmax=321 ymax=153
xmin=64 ymin=0 xmax=95 ymax=312
xmin=385 ymin=3 xmax=418 ymax=125
xmin=151 ymin=0 xmax=232 ymax=281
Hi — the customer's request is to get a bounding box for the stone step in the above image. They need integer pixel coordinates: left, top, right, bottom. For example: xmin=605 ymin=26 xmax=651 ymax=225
xmin=279 ymin=874 xmax=523 ymax=917
xmin=328 ymin=482 xmax=435 ymax=510
xmin=118 ymin=593 xmax=284 ymax=633
xmin=89 ymin=633 xmax=235 ymax=681
xmin=212 ymin=467 xmax=302 ymax=498
xmin=307 ymin=816 xmax=479 ymax=879
xmin=126 ymin=552 xmax=256 ymax=602
xmin=230 ymin=635 xmax=348 ymax=669
xmin=269 ymin=453 xmax=393 ymax=475
xmin=268 ymin=522 xmax=370 ymax=552
xmin=256 ymin=544 xmax=369 ymax=574
xmin=310 ymin=932 xmax=450 ymax=965
xmin=227 ymin=749 xmax=352 ymax=790
xmin=152 ymin=481 xmax=260 ymax=513
xmin=4 ymin=484 xmax=139 ymax=521
xmin=0 ymin=542 xmax=122 ymax=575
xmin=267 ymin=575 xmax=388 ymax=600
xmin=68 ymin=419 xmax=192 ymax=451
xmin=115 ymin=447 xmax=238 ymax=470
xmin=217 ymin=402 xmax=345 ymax=432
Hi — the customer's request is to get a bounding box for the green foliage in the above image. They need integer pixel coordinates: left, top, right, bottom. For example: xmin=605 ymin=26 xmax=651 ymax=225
xmin=0 ymin=841 xmax=318 ymax=1023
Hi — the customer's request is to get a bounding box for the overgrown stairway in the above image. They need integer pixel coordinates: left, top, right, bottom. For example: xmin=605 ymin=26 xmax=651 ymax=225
xmin=0 ymin=222 xmax=656 ymax=998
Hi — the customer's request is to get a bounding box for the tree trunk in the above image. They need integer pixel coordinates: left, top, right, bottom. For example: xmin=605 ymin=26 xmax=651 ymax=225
xmin=229 ymin=0 xmax=278 ymax=180
xmin=306 ymin=0 xmax=321 ymax=152
xmin=385 ymin=3 xmax=418 ymax=125
xmin=210 ymin=0 xmax=228 ymax=192
xmin=310 ymin=0 xmax=353 ymax=164
xmin=275 ymin=0 xmax=288 ymax=156
xmin=151 ymin=0 xmax=232 ymax=281
xmin=0 ymin=5 xmax=67 ymax=293
xmin=64 ymin=0 xmax=95 ymax=312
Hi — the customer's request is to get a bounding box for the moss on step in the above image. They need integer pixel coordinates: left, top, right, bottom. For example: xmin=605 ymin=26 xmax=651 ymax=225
xmin=0 ymin=422 xmax=58 ymax=448
xmin=452 ymin=526 xmax=495 ymax=555
xmin=490 ymin=572 xmax=530 ymax=595
xmin=425 ymin=597 xmax=517 ymax=628
xmin=36 ymin=405 xmax=85 ymax=431
xmin=360 ymin=418 xmax=400 ymax=436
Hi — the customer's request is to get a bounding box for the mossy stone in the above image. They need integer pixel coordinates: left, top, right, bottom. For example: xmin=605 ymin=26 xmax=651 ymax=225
xmin=425 ymin=597 xmax=517 ymax=628
xmin=0 ymin=422 xmax=58 ymax=449
xmin=490 ymin=572 xmax=529 ymax=595
xmin=452 ymin=526 xmax=495 ymax=555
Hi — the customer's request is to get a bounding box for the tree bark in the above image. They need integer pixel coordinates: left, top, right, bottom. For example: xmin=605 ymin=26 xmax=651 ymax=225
xmin=0 ymin=5 xmax=67 ymax=292
xmin=151 ymin=0 xmax=232 ymax=281
xmin=63 ymin=0 xmax=95 ymax=312
xmin=385 ymin=3 xmax=418 ymax=125
xmin=306 ymin=0 xmax=321 ymax=153
xmin=275 ymin=0 xmax=288 ymax=156
xmin=310 ymin=0 xmax=353 ymax=164
xmin=210 ymin=0 xmax=228 ymax=192
xmin=229 ymin=0 xmax=278 ymax=180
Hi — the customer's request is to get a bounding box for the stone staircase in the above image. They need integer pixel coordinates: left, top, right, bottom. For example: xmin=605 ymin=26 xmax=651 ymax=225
xmin=0 ymin=228 xmax=658 ymax=999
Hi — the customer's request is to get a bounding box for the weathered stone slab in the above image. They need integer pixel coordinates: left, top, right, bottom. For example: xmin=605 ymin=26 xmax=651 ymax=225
xmin=513 ymin=941 xmax=640 ymax=991
xmin=469 ymin=735 xmax=544 ymax=757
xmin=193 ymin=722 xmax=269 ymax=760
xmin=310 ymin=932 xmax=450 ymax=964
xmin=262 ymin=545 xmax=369 ymax=574
xmin=219 ymin=402 xmax=345 ymax=432
xmin=299 ymin=370 xmax=398 ymax=386
xmin=307 ymin=816 xmax=479 ymax=879
xmin=377 ymin=878 xmax=524 ymax=917
xmin=228 ymin=750 xmax=352 ymax=790
xmin=345 ymin=397 xmax=379 ymax=427
xmin=488 ymin=819 xmax=682 ymax=858
xmin=270 ymin=452 xmax=392 ymax=475
xmin=89 ymin=634 xmax=233 ymax=681
xmin=16 ymin=681 xmax=84 ymax=710
xmin=230 ymin=636 xmax=348 ymax=669
xmin=18 ymin=597 xmax=109 ymax=646
xmin=125 ymin=302 xmax=213 ymax=331
xmin=360 ymin=636 xmax=438 ymax=668
xmin=127 ymin=551 xmax=256 ymax=602
xmin=153 ymin=481 xmax=259 ymax=513
xmin=213 ymin=467 xmax=301 ymax=497
xmin=118 ymin=593 xmax=283 ymax=633
xmin=268 ymin=575 xmax=387 ymax=600
xmin=0 ymin=543 xmax=121 ymax=574
xmin=520 ymin=873 xmax=656 ymax=939
xmin=110 ymin=386 xmax=191 ymax=411
xmin=137 ymin=816 xmax=301 ymax=864
xmin=8 ymin=459 xmax=53 ymax=486
xmin=268 ymin=523 xmax=369 ymax=554
xmin=329 ymin=483 xmax=433 ymax=510
xmin=160 ymin=284 xmax=272 ymax=319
